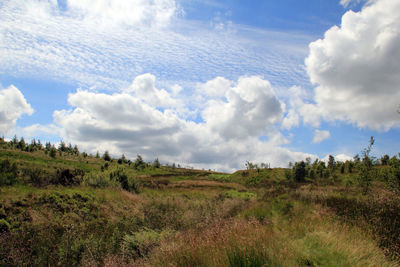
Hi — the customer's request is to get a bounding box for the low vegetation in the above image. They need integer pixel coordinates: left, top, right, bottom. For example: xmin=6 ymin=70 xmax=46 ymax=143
xmin=0 ymin=136 xmax=399 ymax=266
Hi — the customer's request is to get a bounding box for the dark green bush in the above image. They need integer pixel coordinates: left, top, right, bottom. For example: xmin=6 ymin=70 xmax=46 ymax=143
xmin=0 ymin=159 xmax=18 ymax=186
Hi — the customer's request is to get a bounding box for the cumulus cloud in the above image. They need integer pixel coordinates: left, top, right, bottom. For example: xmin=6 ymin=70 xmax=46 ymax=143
xmin=53 ymin=74 xmax=312 ymax=171
xmin=322 ymin=153 xmax=353 ymax=163
xmin=197 ymin=76 xmax=232 ymax=98
xmin=124 ymin=73 xmax=181 ymax=108
xmin=202 ymin=76 xmax=284 ymax=140
xmin=313 ymin=130 xmax=331 ymax=143
xmin=0 ymin=85 xmax=33 ymax=134
xmin=281 ymin=86 xmax=320 ymax=129
xmin=305 ymin=0 xmax=400 ymax=131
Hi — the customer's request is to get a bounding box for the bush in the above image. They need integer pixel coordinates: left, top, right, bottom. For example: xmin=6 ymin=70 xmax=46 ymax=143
xmin=52 ymin=169 xmax=85 ymax=186
xmin=110 ymin=170 xmax=141 ymax=193
xmin=0 ymin=159 xmax=18 ymax=186
xmin=121 ymin=228 xmax=161 ymax=258
xmin=26 ymin=168 xmax=51 ymax=187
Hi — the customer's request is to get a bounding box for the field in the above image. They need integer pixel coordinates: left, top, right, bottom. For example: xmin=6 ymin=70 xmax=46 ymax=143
xmin=1 ymin=139 xmax=400 ymax=266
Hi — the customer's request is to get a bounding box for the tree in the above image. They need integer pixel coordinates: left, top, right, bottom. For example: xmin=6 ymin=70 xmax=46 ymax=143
xmin=103 ymin=151 xmax=111 ymax=161
xmin=153 ymin=158 xmax=161 ymax=168
xmin=58 ymin=141 xmax=67 ymax=152
xmin=327 ymin=155 xmax=335 ymax=169
xmin=134 ymin=155 xmax=145 ymax=170
xmin=49 ymin=147 xmax=57 ymax=158
xmin=17 ymin=137 xmax=26 ymax=151
xmin=381 ymin=154 xmax=390 ymax=166
xmin=293 ymin=161 xmax=306 ymax=182
xmin=357 ymin=136 xmax=375 ymax=194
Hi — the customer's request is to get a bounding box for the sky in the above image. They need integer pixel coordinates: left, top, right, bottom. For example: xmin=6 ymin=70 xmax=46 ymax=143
xmin=0 ymin=0 xmax=399 ymax=171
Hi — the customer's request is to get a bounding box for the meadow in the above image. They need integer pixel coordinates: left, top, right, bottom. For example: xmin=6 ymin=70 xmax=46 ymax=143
xmin=0 ymin=137 xmax=399 ymax=266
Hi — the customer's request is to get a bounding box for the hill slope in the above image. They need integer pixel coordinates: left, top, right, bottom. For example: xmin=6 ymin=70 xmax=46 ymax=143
xmin=0 ymin=140 xmax=399 ymax=266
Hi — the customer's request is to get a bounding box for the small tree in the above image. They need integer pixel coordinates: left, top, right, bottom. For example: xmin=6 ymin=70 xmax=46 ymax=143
xmin=292 ymin=161 xmax=306 ymax=182
xmin=327 ymin=155 xmax=335 ymax=169
xmin=381 ymin=154 xmax=390 ymax=166
xmin=49 ymin=147 xmax=57 ymax=158
xmin=134 ymin=155 xmax=145 ymax=170
xmin=153 ymin=158 xmax=160 ymax=168
xmin=103 ymin=151 xmax=111 ymax=161
xmin=357 ymin=136 xmax=375 ymax=194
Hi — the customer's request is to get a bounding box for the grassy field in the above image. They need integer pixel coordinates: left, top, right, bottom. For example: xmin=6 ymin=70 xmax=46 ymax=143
xmin=0 ymin=142 xmax=399 ymax=266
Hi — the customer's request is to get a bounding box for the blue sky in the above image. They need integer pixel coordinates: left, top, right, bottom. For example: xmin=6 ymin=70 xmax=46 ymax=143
xmin=0 ymin=0 xmax=399 ymax=171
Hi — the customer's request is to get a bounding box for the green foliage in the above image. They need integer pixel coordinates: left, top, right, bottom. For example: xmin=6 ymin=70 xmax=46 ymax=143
xmin=49 ymin=147 xmax=57 ymax=158
xmin=103 ymin=150 xmax=111 ymax=161
xmin=292 ymin=161 xmax=306 ymax=182
xmin=208 ymin=173 xmax=233 ymax=182
xmin=357 ymin=136 xmax=375 ymax=194
xmin=121 ymin=228 xmax=163 ymax=258
xmin=134 ymin=154 xmax=146 ymax=170
xmin=153 ymin=158 xmax=161 ymax=168
xmin=53 ymin=169 xmax=85 ymax=186
xmin=0 ymin=159 xmax=18 ymax=186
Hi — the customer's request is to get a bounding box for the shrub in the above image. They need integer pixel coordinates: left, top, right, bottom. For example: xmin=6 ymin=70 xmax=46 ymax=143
xmin=52 ymin=169 xmax=85 ymax=186
xmin=0 ymin=159 xmax=18 ymax=186
xmin=121 ymin=228 xmax=161 ymax=258
xmin=27 ymin=168 xmax=51 ymax=186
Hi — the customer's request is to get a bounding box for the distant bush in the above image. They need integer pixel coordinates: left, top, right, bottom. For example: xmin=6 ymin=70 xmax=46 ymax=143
xmin=26 ymin=168 xmax=50 ymax=187
xmin=52 ymin=169 xmax=85 ymax=186
xmin=0 ymin=159 xmax=18 ymax=186
xmin=110 ymin=170 xmax=141 ymax=193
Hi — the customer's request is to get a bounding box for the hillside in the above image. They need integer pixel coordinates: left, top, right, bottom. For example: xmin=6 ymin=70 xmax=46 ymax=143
xmin=1 ymin=138 xmax=400 ymax=266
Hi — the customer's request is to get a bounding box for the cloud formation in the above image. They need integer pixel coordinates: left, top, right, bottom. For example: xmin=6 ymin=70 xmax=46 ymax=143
xmin=313 ymin=130 xmax=331 ymax=143
xmin=66 ymin=0 xmax=178 ymax=28
xmin=306 ymin=0 xmax=400 ymax=131
xmin=202 ymin=76 xmax=284 ymax=140
xmin=53 ymin=74 xmax=313 ymax=171
xmin=0 ymin=0 xmax=311 ymax=91
xmin=0 ymin=85 xmax=33 ymax=134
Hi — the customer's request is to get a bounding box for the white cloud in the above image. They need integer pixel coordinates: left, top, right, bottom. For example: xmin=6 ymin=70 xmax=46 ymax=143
xmin=281 ymin=86 xmax=320 ymax=129
xmin=340 ymin=0 xmax=364 ymax=8
xmin=197 ymin=76 xmax=232 ymax=98
xmin=124 ymin=73 xmax=181 ymax=108
xmin=0 ymin=85 xmax=33 ymax=135
xmin=202 ymin=76 xmax=284 ymax=140
xmin=66 ymin=0 xmax=178 ymax=28
xmin=322 ymin=153 xmax=353 ymax=162
xmin=313 ymin=130 xmax=331 ymax=143
xmin=16 ymin=124 xmax=61 ymax=141
xmin=305 ymin=0 xmax=400 ymax=131
xmin=53 ymin=74 xmax=313 ymax=171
